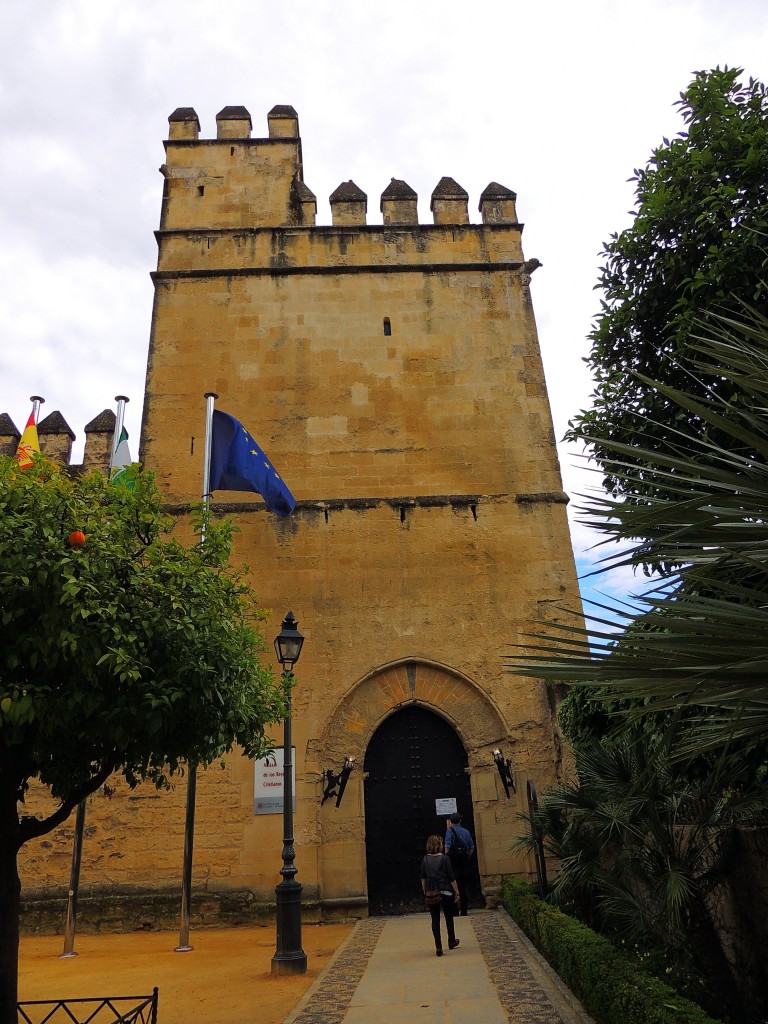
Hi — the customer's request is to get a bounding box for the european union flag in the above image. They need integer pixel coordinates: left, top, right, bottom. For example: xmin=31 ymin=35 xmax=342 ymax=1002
xmin=209 ymin=410 xmax=296 ymax=516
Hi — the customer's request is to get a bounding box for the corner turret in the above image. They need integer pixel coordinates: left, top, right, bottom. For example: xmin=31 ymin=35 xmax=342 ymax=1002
xmin=161 ymin=104 xmax=304 ymax=231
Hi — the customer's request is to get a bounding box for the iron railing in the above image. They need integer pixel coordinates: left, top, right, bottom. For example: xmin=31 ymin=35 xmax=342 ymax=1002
xmin=18 ymin=989 xmax=158 ymax=1024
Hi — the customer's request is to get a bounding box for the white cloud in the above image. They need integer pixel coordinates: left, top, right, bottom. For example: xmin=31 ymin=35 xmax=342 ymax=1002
xmin=2 ymin=0 xmax=767 ymax=586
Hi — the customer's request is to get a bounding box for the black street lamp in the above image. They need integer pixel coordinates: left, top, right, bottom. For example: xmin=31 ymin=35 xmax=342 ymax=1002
xmin=271 ymin=611 xmax=307 ymax=976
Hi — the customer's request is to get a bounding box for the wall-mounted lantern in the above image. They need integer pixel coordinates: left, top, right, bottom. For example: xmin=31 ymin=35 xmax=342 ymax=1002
xmin=321 ymin=757 xmax=355 ymax=807
xmin=492 ymin=748 xmax=515 ymax=799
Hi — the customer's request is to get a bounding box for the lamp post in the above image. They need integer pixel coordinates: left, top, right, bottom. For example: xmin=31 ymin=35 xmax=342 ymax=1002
xmin=271 ymin=611 xmax=307 ymax=976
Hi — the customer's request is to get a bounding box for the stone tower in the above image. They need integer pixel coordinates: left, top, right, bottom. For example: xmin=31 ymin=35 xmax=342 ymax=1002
xmin=19 ymin=103 xmax=581 ymax=929
xmin=134 ymin=102 xmax=581 ymax=918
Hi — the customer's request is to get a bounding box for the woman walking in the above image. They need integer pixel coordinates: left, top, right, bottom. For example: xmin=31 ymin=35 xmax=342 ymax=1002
xmin=420 ymin=834 xmax=460 ymax=956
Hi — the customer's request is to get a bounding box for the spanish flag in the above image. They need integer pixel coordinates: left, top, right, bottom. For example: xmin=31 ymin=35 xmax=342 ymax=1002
xmin=15 ymin=410 xmax=40 ymax=469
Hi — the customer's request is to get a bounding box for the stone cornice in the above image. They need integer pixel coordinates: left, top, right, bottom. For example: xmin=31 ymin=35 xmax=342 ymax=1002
xmin=162 ymin=491 xmax=569 ymax=515
xmin=151 ymin=261 xmax=526 ymax=281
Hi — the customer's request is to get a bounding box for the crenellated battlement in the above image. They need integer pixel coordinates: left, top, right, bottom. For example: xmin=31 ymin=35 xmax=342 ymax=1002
xmin=159 ymin=104 xmax=520 ymax=233
xmin=0 ymin=408 xmax=119 ymax=473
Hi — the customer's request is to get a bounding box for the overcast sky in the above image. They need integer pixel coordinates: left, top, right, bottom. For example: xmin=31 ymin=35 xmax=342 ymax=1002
xmin=2 ymin=0 xmax=768 ymax=609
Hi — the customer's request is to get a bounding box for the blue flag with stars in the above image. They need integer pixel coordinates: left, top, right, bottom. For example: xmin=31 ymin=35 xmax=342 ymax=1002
xmin=209 ymin=410 xmax=295 ymax=516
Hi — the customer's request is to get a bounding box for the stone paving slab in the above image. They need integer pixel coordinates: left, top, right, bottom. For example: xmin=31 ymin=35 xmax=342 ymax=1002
xmin=343 ymin=914 xmax=507 ymax=1024
xmin=285 ymin=910 xmax=595 ymax=1024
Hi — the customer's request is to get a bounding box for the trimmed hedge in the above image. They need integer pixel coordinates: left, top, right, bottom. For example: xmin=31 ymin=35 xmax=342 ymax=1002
xmin=501 ymin=877 xmax=720 ymax=1024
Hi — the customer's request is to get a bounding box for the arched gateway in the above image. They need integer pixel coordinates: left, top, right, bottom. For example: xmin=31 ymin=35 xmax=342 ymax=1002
xmin=315 ymin=659 xmax=513 ymax=912
xmin=364 ymin=705 xmax=482 ymax=914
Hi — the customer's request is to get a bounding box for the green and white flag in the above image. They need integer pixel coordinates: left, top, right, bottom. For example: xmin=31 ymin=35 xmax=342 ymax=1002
xmin=110 ymin=427 xmax=133 ymax=486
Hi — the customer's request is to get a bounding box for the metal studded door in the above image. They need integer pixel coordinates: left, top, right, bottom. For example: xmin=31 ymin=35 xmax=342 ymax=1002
xmin=364 ymin=705 xmax=481 ymax=915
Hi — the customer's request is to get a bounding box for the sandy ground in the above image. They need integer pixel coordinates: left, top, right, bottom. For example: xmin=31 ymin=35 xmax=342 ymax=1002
xmin=18 ymin=923 xmax=354 ymax=1024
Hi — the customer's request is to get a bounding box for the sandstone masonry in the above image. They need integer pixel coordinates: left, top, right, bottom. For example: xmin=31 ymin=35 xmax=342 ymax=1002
xmin=15 ymin=103 xmax=582 ymax=932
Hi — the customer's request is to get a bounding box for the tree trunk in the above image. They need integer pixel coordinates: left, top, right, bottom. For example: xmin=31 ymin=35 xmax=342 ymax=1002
xmin=0 ymin=771 xmax=20 ymax=1024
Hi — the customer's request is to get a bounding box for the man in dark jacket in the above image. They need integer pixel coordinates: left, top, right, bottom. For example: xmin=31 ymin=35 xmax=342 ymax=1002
xmin=444 ymin=814 xmax=475 ymax=915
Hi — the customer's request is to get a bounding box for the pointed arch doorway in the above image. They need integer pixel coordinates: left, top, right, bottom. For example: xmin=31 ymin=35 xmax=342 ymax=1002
xmin=363 ymin=704 xmax=481 ymax=915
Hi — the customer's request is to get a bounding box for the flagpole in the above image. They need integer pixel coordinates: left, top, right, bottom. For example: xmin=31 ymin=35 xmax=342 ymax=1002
xmin=15 ymin=395 xmax=44 ymax=467
xmin=201 ymin=392 xmax=217 ymax=520
xmin=175 ymin=391 xmax=218 ymax=953
xmin=111 ymin=396 xmax=129 ymax=470
xmin=60 ymin=800 xmax=86 ymax=958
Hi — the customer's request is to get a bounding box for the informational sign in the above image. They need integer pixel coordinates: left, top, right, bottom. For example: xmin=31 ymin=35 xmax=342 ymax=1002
xmin=254 ymin=748 xmax=296 ymax=815
xmin=435 ymin=797 xmax=457 ymax=816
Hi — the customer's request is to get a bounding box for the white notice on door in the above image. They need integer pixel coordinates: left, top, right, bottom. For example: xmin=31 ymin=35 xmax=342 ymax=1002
xmin=435 ymin=797 xmax=457 ymax=816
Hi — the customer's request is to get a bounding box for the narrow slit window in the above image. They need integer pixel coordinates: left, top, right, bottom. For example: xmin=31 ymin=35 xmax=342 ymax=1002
xmin=197 ymin=185 xmax=205 ymax=197
xmin=383 ymin=317 xmax=392 ymax=336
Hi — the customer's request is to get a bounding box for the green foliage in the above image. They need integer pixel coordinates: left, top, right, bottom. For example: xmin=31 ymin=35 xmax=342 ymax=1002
xmin=0 ymin=456 xmax=288 ymax=844
xmin=502 ymin=877 xmax=720 ymax=1024
xmin=557 ymin=685 xmax=766 ymax=788
xmin=504 ymin=68 xmax=768 ymax=1023
xmin=510 ymin=311 xmax=768 ymax=761
xmin=512 ymin=729 xmax=762 ymax=1020
xmin=522 ymin=732 xmax=754 ymax=921
xmin=570 ymin=67 xmax=768 ymax=499
xmin=557 ymin=683 xmax=651 ymax=748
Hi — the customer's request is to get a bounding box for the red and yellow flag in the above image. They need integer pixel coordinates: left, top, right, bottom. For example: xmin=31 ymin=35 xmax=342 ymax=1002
xmin=15 ymin=411 xmax=40 ymax=469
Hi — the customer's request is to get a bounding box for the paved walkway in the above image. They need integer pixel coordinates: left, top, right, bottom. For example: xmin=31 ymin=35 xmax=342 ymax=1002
xmin=285 ymin=910 xmax=594 ymax=1024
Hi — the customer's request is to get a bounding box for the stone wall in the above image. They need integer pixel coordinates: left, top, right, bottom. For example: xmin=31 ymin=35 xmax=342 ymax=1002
xmin=17 ymin=103 xmax=582 ymax=931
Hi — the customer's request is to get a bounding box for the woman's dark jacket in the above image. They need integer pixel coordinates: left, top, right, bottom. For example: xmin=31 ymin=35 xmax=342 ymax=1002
xmin=420 ymin=853 xmax=455 ymax=893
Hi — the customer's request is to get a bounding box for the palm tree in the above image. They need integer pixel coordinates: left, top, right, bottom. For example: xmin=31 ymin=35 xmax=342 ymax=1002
xmin=515 ymin=727 xmax=758 ymax=1020
xmin=509 ymin=308 xmax=768 ymax=760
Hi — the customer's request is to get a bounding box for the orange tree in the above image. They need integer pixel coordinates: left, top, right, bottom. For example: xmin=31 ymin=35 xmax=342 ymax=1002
xmin=0 ymin=457 xmax=287 ymax=1019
